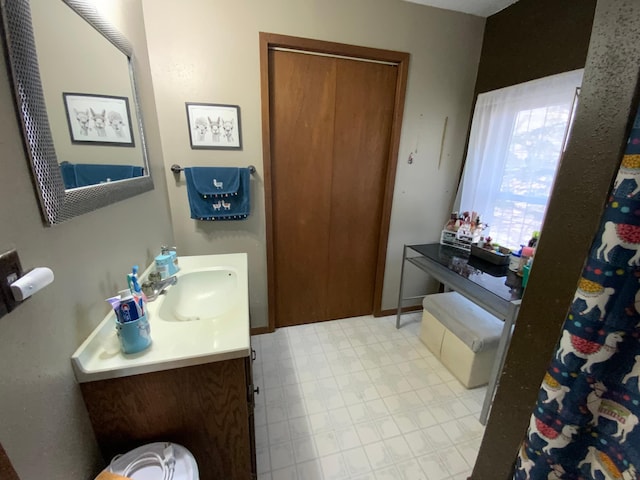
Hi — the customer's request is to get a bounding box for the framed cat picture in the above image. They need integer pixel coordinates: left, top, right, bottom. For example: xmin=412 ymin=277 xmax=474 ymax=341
xmin=186 ymin=102 xmax=243 ymax=150
xmin=62 ymin=93 xmax=135 ymax=146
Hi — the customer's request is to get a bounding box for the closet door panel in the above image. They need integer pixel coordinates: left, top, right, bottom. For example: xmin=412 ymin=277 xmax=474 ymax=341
xmin=326 ymin=59 xmax=397 ymax=319
xmin=270 ymin=50 xmax=336 ymax=327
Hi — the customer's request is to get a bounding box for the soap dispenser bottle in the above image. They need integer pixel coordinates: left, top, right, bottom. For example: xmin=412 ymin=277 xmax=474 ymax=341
xmin=155 ymin=248 xmax=172 ymax=280
xmin=156 ymin=246 xmax=179 ymax=279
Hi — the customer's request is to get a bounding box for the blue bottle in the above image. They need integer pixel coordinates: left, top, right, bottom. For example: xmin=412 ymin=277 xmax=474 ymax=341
xmin=155 ymin=253 xmax=172 ymax=280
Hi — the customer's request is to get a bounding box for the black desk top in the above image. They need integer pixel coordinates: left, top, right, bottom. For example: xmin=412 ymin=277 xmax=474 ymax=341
xmin=408 ymin=243 xmax=524 ymax=303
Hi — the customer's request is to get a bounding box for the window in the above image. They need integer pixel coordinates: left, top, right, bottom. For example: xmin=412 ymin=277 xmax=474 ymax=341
xmin=457 ymin=70 xmax=583 ymax=249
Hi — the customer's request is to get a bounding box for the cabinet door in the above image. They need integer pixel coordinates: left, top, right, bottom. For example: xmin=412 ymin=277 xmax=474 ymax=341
xmin=246 ymin=351 xmax=258 ymax=479
xmin=80 ymin=360 xmax=253 ymax=480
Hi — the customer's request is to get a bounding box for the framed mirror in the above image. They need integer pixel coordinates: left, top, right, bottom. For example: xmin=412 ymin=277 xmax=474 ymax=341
xmin=0 ymin=0 xmax=153 ymax=225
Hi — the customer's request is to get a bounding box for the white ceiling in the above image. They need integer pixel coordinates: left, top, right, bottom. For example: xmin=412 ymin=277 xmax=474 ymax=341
xmin=403 ymin=0 xmax=518 ymax=17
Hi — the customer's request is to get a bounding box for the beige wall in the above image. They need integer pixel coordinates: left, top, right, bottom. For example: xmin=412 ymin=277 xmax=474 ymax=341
xmin=0 ymin=0 xmax=173 ymax=478
xmin=142 ymin=0 xmax=485 ymax=328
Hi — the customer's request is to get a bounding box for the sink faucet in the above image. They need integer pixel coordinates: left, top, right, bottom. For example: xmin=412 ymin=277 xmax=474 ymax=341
xmin=142 ymin=271 xmax=178 ymax=302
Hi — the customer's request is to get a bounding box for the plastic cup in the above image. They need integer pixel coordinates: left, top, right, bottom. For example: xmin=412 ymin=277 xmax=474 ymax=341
xmin=115 ymin=314 xmax=151 ymax=354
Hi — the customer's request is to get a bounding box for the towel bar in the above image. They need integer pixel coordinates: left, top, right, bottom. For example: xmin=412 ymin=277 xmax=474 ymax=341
xmin=171 ymin=164 xmax=256 ymax=175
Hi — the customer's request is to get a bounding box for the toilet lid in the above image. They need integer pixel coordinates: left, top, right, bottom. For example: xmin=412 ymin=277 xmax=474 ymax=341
xmin=103 ymin=442 xmax=198 ymax=480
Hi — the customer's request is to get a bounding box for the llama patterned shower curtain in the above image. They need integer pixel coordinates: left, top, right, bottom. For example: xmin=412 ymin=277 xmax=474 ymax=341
xmin=514 ymin=106 xmax=640 ymax=479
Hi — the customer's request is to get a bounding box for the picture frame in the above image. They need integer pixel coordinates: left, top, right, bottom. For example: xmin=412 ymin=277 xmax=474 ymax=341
xmin=186 ymin=102 xmax=242 ymax=150
xmin=62 ymin=92 xmax=135 ymax=146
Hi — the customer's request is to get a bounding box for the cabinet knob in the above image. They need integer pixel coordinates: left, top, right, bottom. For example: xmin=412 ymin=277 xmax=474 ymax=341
xmin=254 ymin=386 xmax=260 ymax=395
xmin=251 ymin=348 xmax=256 ymax=361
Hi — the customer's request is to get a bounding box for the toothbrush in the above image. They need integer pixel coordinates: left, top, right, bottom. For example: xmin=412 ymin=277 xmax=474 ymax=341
xmin=130 ymin=265 xmax=146 ymax=313
xmin=126 ymin=273 xmax=139 ymax=313
xmin=131 ymin=265 xmax=140 ymax=289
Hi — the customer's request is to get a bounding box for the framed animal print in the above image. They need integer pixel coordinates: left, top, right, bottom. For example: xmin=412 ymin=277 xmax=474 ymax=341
xmin=186 ymin=103 xmax=242 ymax=150
xmin=62 ymin=93 xmax=135 ymax=146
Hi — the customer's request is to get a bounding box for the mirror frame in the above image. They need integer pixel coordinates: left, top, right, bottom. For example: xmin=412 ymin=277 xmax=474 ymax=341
xmin=0 ymin=0 xmax=153 ymax=225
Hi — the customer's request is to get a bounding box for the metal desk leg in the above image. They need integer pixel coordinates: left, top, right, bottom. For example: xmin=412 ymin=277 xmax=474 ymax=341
xmin=396 ymin=245 xmax=408 ymax=329
xmin=479 ymin=300 xmax=521 ymax=425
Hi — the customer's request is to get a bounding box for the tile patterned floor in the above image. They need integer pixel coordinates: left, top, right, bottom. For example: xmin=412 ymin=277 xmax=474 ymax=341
xmin=252 ymin=313 xmax=486 ymax=480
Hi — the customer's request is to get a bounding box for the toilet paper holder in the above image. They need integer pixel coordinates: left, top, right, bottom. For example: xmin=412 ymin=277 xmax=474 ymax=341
xmin=0 ymin=249 xmax=54 ymax=318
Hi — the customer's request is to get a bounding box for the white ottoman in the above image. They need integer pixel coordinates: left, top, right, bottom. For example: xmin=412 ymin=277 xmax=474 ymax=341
xmin=419 ymin=292 xmax=503 ymax=389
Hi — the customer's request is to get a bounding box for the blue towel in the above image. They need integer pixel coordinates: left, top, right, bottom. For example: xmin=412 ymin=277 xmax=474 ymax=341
xmin=74 ymin=164 xmax=143 ymax=187
xmin=184 ymin=167 xmax=251 ymax=220
xmin=59 ymin=162 xmax=77 ymax=188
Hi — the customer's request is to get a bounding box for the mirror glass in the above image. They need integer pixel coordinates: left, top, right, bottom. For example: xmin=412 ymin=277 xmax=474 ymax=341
xmin=0 ymin=0 xmax=153 ymax=224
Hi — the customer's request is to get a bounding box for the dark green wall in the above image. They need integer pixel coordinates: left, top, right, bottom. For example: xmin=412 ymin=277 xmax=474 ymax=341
xmin=475 ymin=0 xmax=596 ymax=94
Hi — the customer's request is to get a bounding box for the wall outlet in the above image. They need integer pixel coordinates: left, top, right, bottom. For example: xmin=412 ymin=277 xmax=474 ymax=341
xmin=0 ymin=249 xmax=23 ymax=317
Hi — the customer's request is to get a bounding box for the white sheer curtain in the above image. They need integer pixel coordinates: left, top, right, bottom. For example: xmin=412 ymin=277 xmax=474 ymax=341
xmin=457 ymin=69 xmax=583 ymax=249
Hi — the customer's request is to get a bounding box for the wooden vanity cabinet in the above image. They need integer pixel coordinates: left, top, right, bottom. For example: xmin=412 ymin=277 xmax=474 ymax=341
xmin=79 ymin=355 xmax=257 ymax=480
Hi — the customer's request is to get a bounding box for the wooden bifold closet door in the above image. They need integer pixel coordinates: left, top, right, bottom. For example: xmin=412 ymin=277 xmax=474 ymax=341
xmin=269 ymin=48 xmax=397 ymax=327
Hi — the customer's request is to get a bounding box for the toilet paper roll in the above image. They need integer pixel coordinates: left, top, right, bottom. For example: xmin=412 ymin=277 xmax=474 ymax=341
xmin=10 ymin=267 xmax=54 ymax=301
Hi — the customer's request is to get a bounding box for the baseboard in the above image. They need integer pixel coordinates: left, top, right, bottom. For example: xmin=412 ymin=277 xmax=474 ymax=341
xmin=252 ymin=306 xmax=422 ymax=331
xmin=251 ymin=326 xmax=272 ymax=336
xmin=377 ymin=305 xmax=422 ymax=317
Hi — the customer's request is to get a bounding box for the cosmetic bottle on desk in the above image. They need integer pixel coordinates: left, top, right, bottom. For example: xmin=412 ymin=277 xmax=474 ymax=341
xmin=522 ymin=257 xmax=533 ymax=288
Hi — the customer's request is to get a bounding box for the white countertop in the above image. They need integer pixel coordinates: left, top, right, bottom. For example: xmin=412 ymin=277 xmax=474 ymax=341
xmin=71 ymin=253 xmax=250 ymax=383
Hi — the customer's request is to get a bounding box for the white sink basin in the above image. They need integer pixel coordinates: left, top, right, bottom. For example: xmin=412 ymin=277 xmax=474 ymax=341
xmin=159 ymin=268 xmax=239 ymax=321
xmin=71 ymin=253 xmax=249 ymax=383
